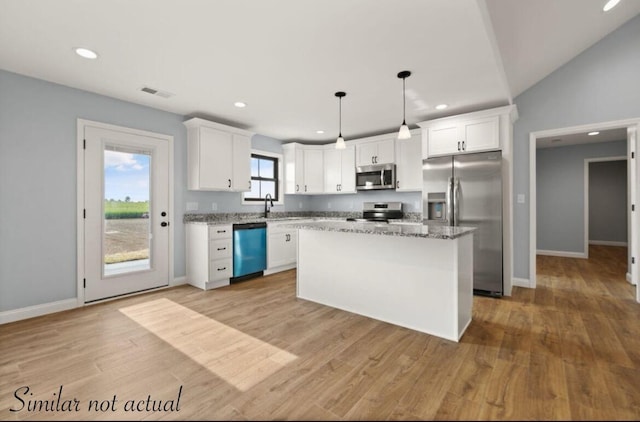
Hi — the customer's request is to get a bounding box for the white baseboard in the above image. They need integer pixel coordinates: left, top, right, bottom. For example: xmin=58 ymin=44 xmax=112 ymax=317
xmin=0 ymin=298 xmax=78 ymax=325
xmin=264 ymin=264 xmax=297 ymax=276
xmin=172 ymin=276 xmax=187 ymax=286
xmin=537 ymin=249 xmax=588 ymax=259
xmin=512 ymin=277 xmax=532 ymax=288
xmin=589 ymin=240 xmax=628 ymax=247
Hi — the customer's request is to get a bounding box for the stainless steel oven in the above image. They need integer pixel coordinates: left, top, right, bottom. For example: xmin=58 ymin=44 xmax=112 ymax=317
xmin=355 ymin=163 xmax=395 ymax=190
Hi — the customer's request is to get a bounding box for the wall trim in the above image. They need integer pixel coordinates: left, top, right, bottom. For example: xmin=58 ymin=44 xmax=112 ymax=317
xmin=589 ymin=240 xmax=628 ymax=247
xmin=0 ymin=298 xmax=78 ymax=325
xmin=512 ymin=278 xmax=531 ymax=288
xmin=537 ymin=249 xmax=588 ymax=259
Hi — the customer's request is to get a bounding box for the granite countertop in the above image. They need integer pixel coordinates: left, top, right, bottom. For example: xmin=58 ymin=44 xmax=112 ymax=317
xmin=283 ymin=220 xmax=476 ymax=240
xmin=183 ymin=211 xmax=423 ymax=226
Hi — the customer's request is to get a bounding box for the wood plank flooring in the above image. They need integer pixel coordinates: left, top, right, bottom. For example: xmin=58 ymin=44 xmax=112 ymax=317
xmin=1 ymin=244 xmax=639 ymax=420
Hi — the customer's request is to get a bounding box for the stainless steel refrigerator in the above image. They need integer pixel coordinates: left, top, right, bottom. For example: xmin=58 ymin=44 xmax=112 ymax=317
xmin=423 ymin=151 xmax=503 ymax=296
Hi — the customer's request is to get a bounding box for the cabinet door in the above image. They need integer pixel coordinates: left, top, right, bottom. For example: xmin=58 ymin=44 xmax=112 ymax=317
xmin=303 ymin=148 xmax=324 ymax=193
xmin=199 ymin=127 xmax=233 ymax=189
xmin=462 ymin=116 xmax=499 ymax=152
xmin=340 ymin=146 xmax=356 ymax=193
xmin=295 ymin=147 xmax=305 ymax=193
xmin=268 ymin=231 xmax=297 ymax=268
xmin=231 ymin=134 xmax=251 ymax=192
xmin=427 ymin=123 xmax=460 ymax=157
xmin=356 ymin=142 xmax=378 ymax=166
xmin=323 ymin=148 xmax=342 ymax=193
xmin=283 ymin=146 xmax=297 ymax=194
xmin=375 ymin=139 xmax=395 ymax=164
xmin=396 ymin=138 xmax=422 ymax=191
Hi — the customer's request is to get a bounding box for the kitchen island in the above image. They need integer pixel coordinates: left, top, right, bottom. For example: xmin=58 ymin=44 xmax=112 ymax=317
xmin=285 ymin=220 xmax=475 ymax=342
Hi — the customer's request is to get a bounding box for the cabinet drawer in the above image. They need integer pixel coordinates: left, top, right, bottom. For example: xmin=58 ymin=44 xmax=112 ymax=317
xmin=209 ymin=225 xmax=232 ymax=239
xmin=210 ymin=238 xmax=232 ymax=260
xmin=210 ymin=258 xmax=232 ymax=281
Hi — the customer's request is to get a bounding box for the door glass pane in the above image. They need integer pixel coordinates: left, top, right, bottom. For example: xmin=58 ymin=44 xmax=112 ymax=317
xmin=103 ymin=148 xmax=151 ymax=276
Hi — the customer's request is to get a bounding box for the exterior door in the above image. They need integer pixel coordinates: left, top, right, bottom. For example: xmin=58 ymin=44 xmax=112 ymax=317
xmin=83 ymin=125 xmax=170 ymax=302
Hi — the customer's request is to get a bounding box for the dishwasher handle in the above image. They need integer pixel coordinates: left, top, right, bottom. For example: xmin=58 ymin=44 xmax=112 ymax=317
xmin=233 ymin=222 xmax=267 ymax=230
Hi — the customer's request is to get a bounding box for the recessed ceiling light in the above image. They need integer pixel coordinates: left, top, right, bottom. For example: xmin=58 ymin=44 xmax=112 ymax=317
xmin=234 ymin=102 xmax=247 ymax=108
xmin=316 ymin=130 xmax=325 ymax=134
xmin=74 ymin=47 xmax=98 ymax=59
xmin=588 ymin=131 xmax=600 ymax=136
xmin=603 ymin=0 xmax=621 ymax=12
xmin=435 ymin=104 xmax=448 ymax=110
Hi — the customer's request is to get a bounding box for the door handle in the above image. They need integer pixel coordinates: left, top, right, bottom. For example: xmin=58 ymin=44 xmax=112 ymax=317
xmin=446 ymin=177 xmax=454 ymax=224
xmin=453 ymin=178 xmax=460 ymax=226
xmin=161 ymin=222 xmax=169 ymax=227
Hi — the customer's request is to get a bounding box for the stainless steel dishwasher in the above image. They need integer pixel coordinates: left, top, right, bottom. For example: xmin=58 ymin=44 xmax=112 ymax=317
xmin=231 ymin=222 xmax=267 ymax=283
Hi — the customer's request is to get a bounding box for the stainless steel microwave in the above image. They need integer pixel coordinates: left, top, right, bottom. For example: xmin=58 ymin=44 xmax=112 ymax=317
xmin=355 ymin=163 xmax=396 ymax=191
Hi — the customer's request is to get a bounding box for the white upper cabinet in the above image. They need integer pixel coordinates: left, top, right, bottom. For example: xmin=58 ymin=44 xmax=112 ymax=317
xmin=420 ymin=112 xmax=501 ymax=158
xmin=356 ymin=138 xmax=395 ymax=166
xmin=323 ymin=145 xmax=356 ymax=193
xmin=282 ymin=143 xmax=324 ymax=194
xmin=184 ymin=118 xmax=253 ymax=191
xmin=395 ymin=132 xmax=422 ymax=192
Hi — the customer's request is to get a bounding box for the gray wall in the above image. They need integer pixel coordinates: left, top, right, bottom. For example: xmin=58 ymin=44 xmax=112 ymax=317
xmin=589 ymin=159 xmax=627 ymax=244
xmin=513 ymin=14 xmax=640 ymax=280
xmin=536 ymin=141 xmax=626 ymax=253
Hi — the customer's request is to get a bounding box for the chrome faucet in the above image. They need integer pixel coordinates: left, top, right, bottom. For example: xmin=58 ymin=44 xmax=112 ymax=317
xmin=264 ymin=193 xmax=274 ymax=218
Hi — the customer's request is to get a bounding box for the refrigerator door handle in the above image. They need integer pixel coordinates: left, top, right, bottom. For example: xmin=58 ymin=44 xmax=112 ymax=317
xmin=446 ymin=177 xmax=454 ymax=224
xmin=452 ymin=177 xmax=460 ymax=226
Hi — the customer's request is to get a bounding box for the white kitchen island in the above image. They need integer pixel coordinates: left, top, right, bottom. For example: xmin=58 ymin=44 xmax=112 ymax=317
xmin=286 ymin=221 xmax=475 ymax=342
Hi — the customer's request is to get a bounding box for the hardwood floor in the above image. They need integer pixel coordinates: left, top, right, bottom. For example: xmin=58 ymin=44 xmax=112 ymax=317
xmin=1 ymin=244 xmax=639 ymax=420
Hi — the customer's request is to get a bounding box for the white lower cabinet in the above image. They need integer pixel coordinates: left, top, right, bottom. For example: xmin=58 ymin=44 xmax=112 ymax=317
xmin=266 ymin=220 xmax=314 ymax=274
xmin=186 ymin=223 xmax=233 ymax=290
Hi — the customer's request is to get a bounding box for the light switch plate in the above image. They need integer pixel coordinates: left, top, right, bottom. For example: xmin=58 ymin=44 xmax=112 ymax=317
xmin=211 ymin=202 xmax=218 ymax=211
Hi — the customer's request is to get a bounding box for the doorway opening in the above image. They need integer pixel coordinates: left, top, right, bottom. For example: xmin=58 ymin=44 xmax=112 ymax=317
xmin=529 ymin=120 xmax=639 ymax=303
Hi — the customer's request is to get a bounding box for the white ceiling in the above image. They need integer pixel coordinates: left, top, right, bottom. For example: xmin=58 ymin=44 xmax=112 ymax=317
xmin=1 ymin=0 xmax=639 ymax=143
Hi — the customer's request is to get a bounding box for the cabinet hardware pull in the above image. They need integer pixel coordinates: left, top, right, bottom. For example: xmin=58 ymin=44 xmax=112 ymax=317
xmin=462 ymin=141 xmax=465 ymax=150
xmin=396 ymin=180 xmax=400 ymax=188
xmin=228 ymin=179 xmax=231 ymax=188
xmin=249 ymin=181 xmax=252 ymax=189
xmin=217 ymin=267 xmax=226 ymax=271
xmin=217 ymin=230 xmax=226 ymax=233
xmin=305 ymin=185 xmax=307 ymax=192
xmin=336 ymin=184 xmax=339 ymax=192
xmin=457 ymin=141 xmax=461 ymax=151
xmin=217 ymin=247 xmax=226 ymax=251
xmin=372 ymin=156 xmax=375 ymax=164
xmin=296 ymin=184 xmax=299 ymax=192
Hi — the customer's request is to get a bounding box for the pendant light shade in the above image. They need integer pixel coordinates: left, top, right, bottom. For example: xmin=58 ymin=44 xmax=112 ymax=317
xmin=335 ymin=91 xmax=346 ymax=149
xmin=397 ymin=70 xmax=411 ymax=140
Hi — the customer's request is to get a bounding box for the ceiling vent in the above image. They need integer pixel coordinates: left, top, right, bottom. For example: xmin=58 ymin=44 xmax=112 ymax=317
xmin=140 ymin=86 xmax=174 ymax=98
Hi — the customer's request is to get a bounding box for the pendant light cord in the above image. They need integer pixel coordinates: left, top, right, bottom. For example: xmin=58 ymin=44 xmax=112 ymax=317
xmin=402 ymin=76 xmax=406 ymax=125
xmin=339 ymin=95 xmax=342 ymax=137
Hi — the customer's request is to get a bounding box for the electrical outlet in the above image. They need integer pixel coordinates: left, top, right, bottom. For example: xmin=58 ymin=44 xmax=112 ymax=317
xmin=327 ymin=202 xmax=332 ymax=209
xmin=211 ymin=202 xmax=218 ymax=211
xmin=186 ymin=202 xmax=198 ymax=211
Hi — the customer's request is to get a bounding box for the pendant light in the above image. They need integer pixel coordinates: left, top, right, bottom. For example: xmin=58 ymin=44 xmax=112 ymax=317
xmin=397 ymin=70 xmax=411 ymax=140
xmin=335 ymin=91 xmax=346 ymax=149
